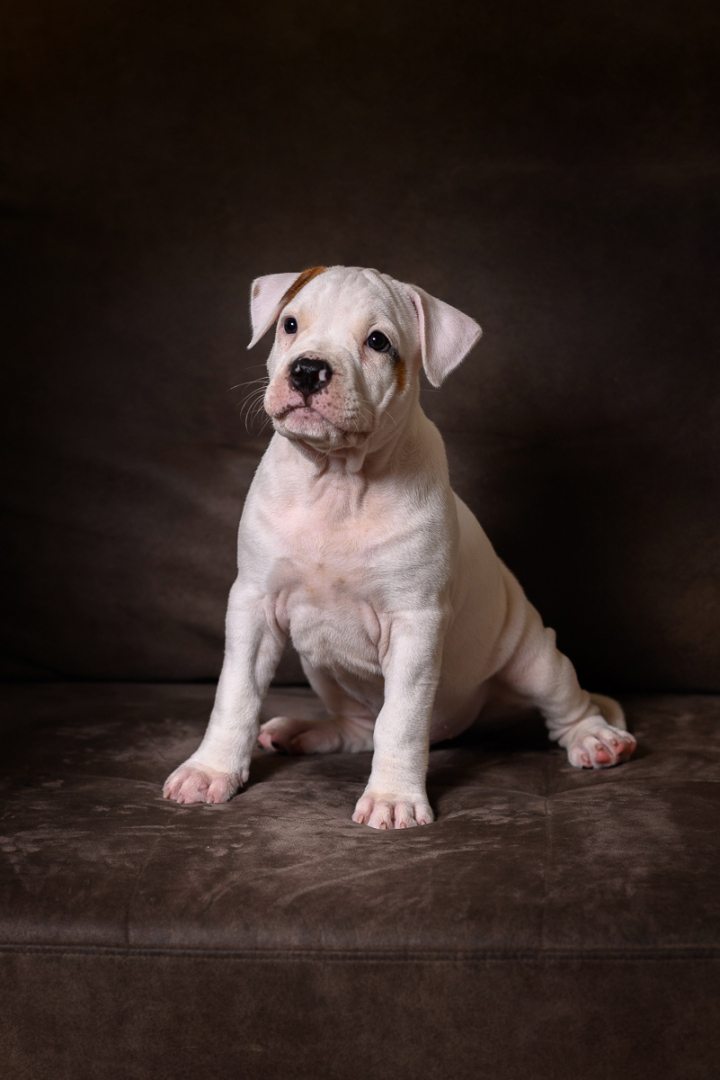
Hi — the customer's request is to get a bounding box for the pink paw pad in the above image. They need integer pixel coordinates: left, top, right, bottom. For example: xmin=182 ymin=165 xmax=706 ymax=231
xmin=567 ymin=725 xmax=637 ymax=770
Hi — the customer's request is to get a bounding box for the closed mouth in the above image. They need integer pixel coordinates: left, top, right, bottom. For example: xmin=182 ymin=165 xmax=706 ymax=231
xmin=272 ymin=403 xmax=333 ymax=425
xmin=271 ymin=404 xmax=371 ymax=442
xmin=275 ymin=402 xmax=324 ymax=417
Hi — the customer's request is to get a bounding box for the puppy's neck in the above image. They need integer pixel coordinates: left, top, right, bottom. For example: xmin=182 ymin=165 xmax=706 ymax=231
xmin=267 ymin=412 xmax=443 ymax=522
xmin=264 ymin=400 xmax=448 ymax=527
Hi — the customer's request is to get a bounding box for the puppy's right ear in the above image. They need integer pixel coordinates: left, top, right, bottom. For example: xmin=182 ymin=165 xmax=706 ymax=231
xmin=247 ymin=273 xmax=301 ymax=349
xmin=247 ymin=266 xmax=328 ymax=349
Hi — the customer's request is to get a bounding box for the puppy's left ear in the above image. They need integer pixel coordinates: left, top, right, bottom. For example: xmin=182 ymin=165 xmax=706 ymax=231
xmin=407 ymin=285 xmax=482 ymax=387
xmin=247 ymin=267 xmax=327 ymax=349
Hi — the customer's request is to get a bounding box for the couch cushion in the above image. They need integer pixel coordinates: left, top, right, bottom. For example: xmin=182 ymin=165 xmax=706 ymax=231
xmin=1 ymin=684 xmax=718 ymax=1078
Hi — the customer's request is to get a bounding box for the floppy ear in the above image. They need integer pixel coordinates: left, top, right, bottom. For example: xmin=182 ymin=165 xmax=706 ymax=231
xmin=247 ymin=273 xmax=301 ymax=349
xmin=407 ymin=285 xmax=482 ymax=387
xmin=247 ymin=266 xmax=328 ymax=349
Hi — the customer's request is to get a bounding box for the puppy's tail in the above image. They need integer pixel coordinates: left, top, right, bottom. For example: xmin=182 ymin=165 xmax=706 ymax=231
xmin=589 ymin=692 xmax=627 ymax=731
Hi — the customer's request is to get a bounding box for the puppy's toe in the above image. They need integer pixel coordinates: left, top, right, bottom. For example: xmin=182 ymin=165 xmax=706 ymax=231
xmin=205 ymin=774 xmax=238 ymax=803
xmin=352 ymin=791 xmax=434 ymax=829
xmin=392 ymin=802 xmax=420 ymax=829
xmin=368 ymin=800 xmax=394 ymax=830
xmin=566 ymin=725 xmax=637 ymax=769
xmin=163 ymin=763 xmax=239 ymax=804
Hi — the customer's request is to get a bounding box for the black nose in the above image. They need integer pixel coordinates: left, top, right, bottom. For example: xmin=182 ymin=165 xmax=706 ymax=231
xmin=289 ymin=357 xmax=333 ymax=399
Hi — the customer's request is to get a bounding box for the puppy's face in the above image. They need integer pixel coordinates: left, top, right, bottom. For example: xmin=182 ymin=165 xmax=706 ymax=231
xmin=263 ymin=268 xmax=420 ymax=451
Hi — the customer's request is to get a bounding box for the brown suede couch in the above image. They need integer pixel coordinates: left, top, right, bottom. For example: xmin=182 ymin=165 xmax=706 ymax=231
xmin=1 ymin=2 xmax=719 ymax=1078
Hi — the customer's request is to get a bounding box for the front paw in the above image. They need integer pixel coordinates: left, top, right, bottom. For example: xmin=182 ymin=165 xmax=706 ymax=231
xmin=162 ymin=761 xmax=244 ymax=804
xmin=352 ymin=790 xmax=434 ymax=830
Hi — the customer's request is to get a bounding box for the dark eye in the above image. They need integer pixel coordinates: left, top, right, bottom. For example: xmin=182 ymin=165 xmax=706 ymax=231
xmin=367 ymin=331 xmax=390 ymax=352
xmin=283 ymin=317 xmax=298 ymax=334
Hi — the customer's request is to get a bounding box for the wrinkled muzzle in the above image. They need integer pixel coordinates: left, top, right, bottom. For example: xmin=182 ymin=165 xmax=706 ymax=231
xmin=264 ymin=351 xmax=372 ymax=446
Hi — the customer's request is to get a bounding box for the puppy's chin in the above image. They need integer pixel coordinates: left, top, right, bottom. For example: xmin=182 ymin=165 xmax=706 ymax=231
xmin=270 ymin=407 xmax=368 ymax=450
xmin=272 ymin=405 xmax=337 ymax=442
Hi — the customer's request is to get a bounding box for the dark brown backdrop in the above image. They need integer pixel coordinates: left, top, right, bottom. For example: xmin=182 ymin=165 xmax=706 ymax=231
xmin=1 ymin=0 xmax=719 ymax=690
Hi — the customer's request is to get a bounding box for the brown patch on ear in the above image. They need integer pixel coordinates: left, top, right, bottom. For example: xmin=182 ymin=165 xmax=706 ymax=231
xmin=280 ymin=266 xmax=327 ymax=309
xmin=395 ymin=356 xmax=407 ymax=394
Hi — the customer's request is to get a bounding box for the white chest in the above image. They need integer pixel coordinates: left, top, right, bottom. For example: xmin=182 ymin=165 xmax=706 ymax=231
xmin=271 ymin=542 xmax=388 ymax=681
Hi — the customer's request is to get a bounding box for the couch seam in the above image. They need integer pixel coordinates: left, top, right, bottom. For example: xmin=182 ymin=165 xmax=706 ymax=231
xmin=0 ymin=945 xmax=719 ymax=962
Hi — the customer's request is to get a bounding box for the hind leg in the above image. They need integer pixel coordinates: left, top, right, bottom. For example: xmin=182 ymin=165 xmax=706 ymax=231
xmin=258 ymin=713 xmax=374 ymax=754
xmin=496 ymin=599 xmax=636 ymax=769
xmin=259 ymin=661 xmax=376 ymax=755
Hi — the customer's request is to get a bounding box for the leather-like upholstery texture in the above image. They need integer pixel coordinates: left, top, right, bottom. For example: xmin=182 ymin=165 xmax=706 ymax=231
xmin=2 ymin=0 xmax=719 ymax=689
xmin=1 ymin=683 xmax=719 ymax=1078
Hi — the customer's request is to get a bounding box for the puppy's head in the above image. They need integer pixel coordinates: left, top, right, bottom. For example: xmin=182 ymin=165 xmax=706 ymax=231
xmin=248 ymin=266 xmax=481 ymax=451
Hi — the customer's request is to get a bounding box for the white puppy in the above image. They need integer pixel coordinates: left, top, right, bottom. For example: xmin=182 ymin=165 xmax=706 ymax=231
xmin=163 ymin=265 xmax=636 ymax=828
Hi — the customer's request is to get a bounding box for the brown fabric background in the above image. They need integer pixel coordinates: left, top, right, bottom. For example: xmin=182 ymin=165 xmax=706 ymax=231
xmin=1 ymin=1 xmax=719 ymax=688
xmin=1 ymin=683 xmax=719 ymax=1079
xmin=2 ymin=683 xmax=720 ymax=953
xmin=3 ymin=951 xmax=718 ymax=1080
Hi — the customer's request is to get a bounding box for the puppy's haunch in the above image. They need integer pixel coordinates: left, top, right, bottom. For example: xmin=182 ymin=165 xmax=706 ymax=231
xmin=163 ymin=266 xmax=636 ymax=828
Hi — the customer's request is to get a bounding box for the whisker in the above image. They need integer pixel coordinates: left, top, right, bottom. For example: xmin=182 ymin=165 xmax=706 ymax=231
xmin=229 ymin=375 xmax=269 ymax=393
xmin=237 ymin=393 xmax=266 ymax=418
xmin=237 ymin=383 xmax=271 ymax=433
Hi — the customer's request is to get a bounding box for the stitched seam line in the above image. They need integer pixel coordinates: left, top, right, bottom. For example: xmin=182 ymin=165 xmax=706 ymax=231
xmin=0 ymin=944 xmax=718 ymax=962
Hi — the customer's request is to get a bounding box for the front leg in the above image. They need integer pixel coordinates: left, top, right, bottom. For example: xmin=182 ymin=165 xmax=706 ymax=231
xmin=163 ymin=584 xmax=285 ymax=804
xmin=352 ymin=610 xmax=445 ymax=830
